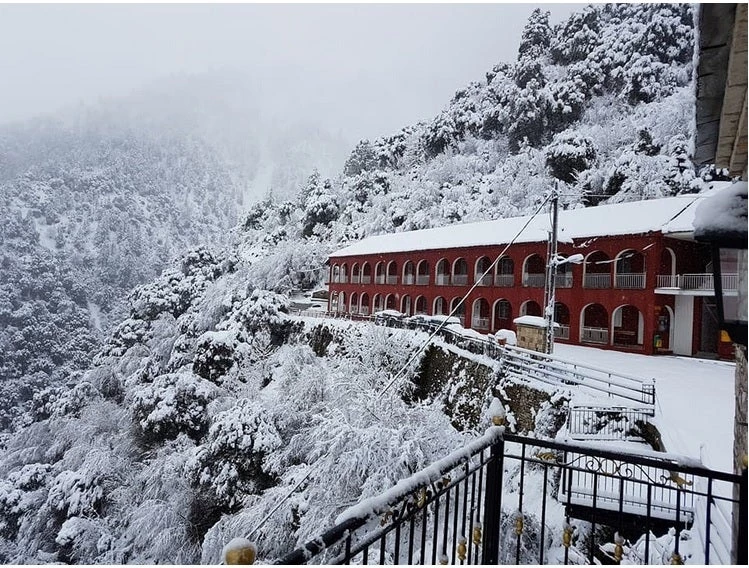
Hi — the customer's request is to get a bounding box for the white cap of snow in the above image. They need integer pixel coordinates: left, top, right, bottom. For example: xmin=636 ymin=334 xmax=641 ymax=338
xmin=693 ymin=180 xmax=748 ymax=242
xmin=330 ymin=196 xmax=705 ymax=258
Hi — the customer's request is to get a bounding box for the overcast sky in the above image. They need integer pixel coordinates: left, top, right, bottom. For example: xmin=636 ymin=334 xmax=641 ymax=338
xmin=0 ymin=2 xmax=582 ymax=143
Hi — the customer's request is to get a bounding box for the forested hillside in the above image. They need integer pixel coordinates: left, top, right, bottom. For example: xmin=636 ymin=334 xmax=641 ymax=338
xmin=0 ymin=3 xmax=721 ymax=563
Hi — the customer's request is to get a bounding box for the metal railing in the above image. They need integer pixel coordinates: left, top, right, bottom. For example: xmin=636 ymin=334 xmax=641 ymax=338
xmin=522 ymin=273 xmax=545 ymax=287
xmin=555 ymin=325 xmax=570 ymax=340
xmin=615 ymin=273 xmax=646 ymax=289
xmin=555 ymin=273 xmax=573 ymax=288
xmin=452 ymin=274 xmax=468 ymax=286
xmin=416 ymin=275 xmax=430 ymax=285
xmin=582 ymin=326 xmax=609 ymax=344
xmin=566 ymin=405 xmax=655 ymax=441
xmin=584 ymin=273 xmax=611 ymax=288
xmin=436 ymin=274 xmax=450 ymax=286
xmin=361 ymin=275 xmax=371 ymax=284
xmin=339 ymin=276 xmax=348 ymax=284
xmin=475 ymin=274 xmax=492 ymax=286
xmin=279 ymin=430 xmax=746 ymax=565
xmin=375 ymin=275 xmax=385 ymax=284
xmin=656 ymin=273 xmax=738 ymax=291
xmin=387 ymin=275 xmax=398 ymax=285
xmin=472 ymin=317 xmax=490 ymax=330
xmin=494 ymin=274 xmax=514 ymax=287
xmin=499 ymin=344 xmax=655 ymax=407
xmin=403 ymin=274 xmax=415 ymax=285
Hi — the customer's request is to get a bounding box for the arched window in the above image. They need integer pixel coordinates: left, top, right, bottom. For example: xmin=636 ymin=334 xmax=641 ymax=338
xmin=522 ymin=254 xmax=545 ymax=287
xmin=416 ymin=260 xmax=430 ymax=285
xmin=351 ymin=263 xmax=360 ymax=284
xmin=386 ymin=261 xmax=398 ymax=285
xmin=373 ymin=293 xmax=383 ymax=312
xmin=340 ymin=263 xmax=348 ymax=284
xmin=658 ymin=248 xmax=677 ymax=287
xmin=375 ymin=262 xmax=386 ymax=284
xmin=452 ymin=258 xmax=468 ymax=286
xmin=615 ymin=250 xmax=646 ymax=289
xmin=403 ymin=261 xmax=416 ymax=285
xmin=436 ymin=259 xmax=450 ymax=286
xmin=583 ymin=251 xmax=611 ymax=289
xmin=495 ymin=257 xmax=514 ymax=287
xmin=332 ymin=264 xmax=340 ymax=284
xmin=475 ymin=256 xmax=492 ymax=286
xmin=361 ymin=262 xmax=372 ymax=284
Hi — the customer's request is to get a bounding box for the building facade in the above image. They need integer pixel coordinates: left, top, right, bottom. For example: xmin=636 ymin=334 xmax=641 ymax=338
xmin=327 ymin=197 xmax=737 ymax=357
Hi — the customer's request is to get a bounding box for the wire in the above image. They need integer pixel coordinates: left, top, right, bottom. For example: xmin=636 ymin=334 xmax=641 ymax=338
xmin=246 ymin=467 xmax=315 ymax=540
xmin=376 ymin=192 xmax=554 ymax=399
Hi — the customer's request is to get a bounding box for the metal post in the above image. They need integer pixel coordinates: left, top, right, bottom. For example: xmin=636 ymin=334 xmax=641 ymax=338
xmin=738 ymin=467 xmax=748 ymax=565
xmin=544 ymin=184 xmax=559 ymax=354
xmin=482 ymin=436 xmax=505 ymax=564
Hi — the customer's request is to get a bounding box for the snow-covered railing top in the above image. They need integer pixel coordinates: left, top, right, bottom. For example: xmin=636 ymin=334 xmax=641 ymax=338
xmin=329 ymin=195 xmax=704 ymax=258
xmin=275 ymin=429 xmax=744 ymax=565
xmin=500 ymin=344 xmax=656 ymax=408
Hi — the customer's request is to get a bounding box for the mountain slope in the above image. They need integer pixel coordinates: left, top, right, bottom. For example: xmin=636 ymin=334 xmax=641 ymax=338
xmin=0 ymin=3 xmax=721 ymax=564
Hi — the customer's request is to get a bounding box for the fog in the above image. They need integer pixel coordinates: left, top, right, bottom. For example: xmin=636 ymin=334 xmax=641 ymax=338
xmin=0 ymin=2 xmax=581 ymax=145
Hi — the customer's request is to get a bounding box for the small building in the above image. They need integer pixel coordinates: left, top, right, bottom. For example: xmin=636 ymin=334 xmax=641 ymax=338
xmin=327 ymin=195 xmax=737 ymax=357
xmin=513 ymin=315 xmax=552 ymax=353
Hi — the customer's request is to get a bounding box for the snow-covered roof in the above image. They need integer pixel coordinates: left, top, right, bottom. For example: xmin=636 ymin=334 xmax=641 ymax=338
xmin=693 ymin=180 xmax=748 ymax=244
xmin=330 ymin=196 xmax=705 ymax=258
xmin=513 ymin=315 xmax=559 ymax=328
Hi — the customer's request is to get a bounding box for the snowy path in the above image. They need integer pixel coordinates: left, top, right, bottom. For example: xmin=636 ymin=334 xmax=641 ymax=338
xmin=555 ymin=344 xmax=735 ymax=472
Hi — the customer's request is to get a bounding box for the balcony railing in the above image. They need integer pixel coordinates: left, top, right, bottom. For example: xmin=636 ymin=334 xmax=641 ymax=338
xmin=416 ymin=274 xmax=429 ymax=285
xmin=361 ymin=275 xmax=371 ymax=284
xmin=615 ymin=272 xmax=645 ymax=289
xmin=475 ymin=274 xmax=492 ymax=286
xmin=436 ymin=274 xmax=450 ymax=286
xmin=554 ymin=324 xmax=570 ymax=340
xmin=583 ymin=273 xmax=611 ymax=288
xmin=360 ymin=306 xmax=370 ymax=316
xmin=656 ymin=273 xmax=738 ymax=291
xmin=494 ymin=274 xmax=514 ymax=287
xmin=555 ymin=273 xmax=573 ymax=288
xmin=523 ymin=273 xmax=545 ymax=287
xmin=351 ymin=275 xmax=360 ymax=284
xmin=279 ymin=429 xmax=746 ymax=566
xmin=386 ymin=275 xmax=398 ymax=285
xmin=452 ymin=274 xmax=468 ymax=286
xmin=582 ymin=326 xmax=608 ymax=344
xmin=339 ymin=276 xmax=348 ymax=284
xmin=403 ymin=274 xmax=415 ymax=285
xmin=472 ymin=316 xmax=490 ymax=330
xmin=375 ymin=275 xmax=385 ymax=284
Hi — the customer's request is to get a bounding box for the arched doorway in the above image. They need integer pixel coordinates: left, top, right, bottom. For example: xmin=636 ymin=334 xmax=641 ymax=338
xmin=415 ymin=296 xmax=427 ymax=315
xmin=350 ymin=292 xmax=359 ymax=314
xmin=433 ymin=296 xmax=446 ymax=315
xmin=452 ymin=258 xmax=468 ymax=286
xmin=581 ymin=303 xmax=609 ymax=344
xmin=493 ymin=299 xmax=513 ymax=330
xmin=496 ymin=257 xmax=514 ymax=287
xmin=385 ymin=294 xmax=397 ymax=311
xmin=403 ymin=261 xmax=416 ymax=285
xmin=450 ymin=297 xmax=466 ymax=324
xmin=554 ymin=302 xmax=571 ymax=340
xmin=401 ymin=295 xmax=412 ymax=316
xmin=471 ymin=298 xmax=491 ymax=330
xmin=520 ymin=300 xmax=543 ymax=317
xmin=612 ymin=304 xmax=644 ymax=347
xmin=436 ymin=259 xmax=450 ymax=286
xmin=360 ymin=293 xmax=370 ymax=316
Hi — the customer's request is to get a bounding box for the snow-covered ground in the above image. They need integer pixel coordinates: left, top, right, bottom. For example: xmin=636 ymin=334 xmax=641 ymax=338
xmin=555 ymin=343 xmax=735 ymax=472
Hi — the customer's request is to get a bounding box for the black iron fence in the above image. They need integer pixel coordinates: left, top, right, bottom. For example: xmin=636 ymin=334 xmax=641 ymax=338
xmin=566 ymin=405 xmax=655 ymax=441
xmin=278 ymin=429 xmax=746 ymax=565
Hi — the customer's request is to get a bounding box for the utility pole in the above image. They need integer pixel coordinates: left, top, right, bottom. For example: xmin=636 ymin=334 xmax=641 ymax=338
xmin=543 ymin=183 xmax=559 ymax=354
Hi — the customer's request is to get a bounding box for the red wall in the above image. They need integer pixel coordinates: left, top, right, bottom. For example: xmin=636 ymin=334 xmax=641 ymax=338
xmin=328 ymin=232 xmax=708 ymax=356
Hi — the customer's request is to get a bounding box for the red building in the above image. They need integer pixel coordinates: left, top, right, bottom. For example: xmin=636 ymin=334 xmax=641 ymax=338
xmin=327 ymin=195 xmax=738 ymax=357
